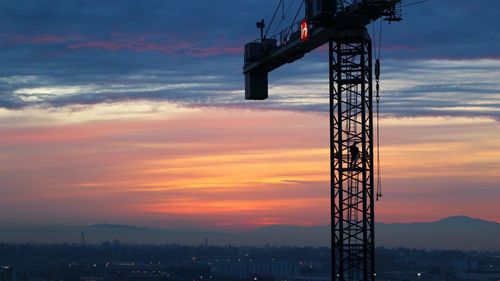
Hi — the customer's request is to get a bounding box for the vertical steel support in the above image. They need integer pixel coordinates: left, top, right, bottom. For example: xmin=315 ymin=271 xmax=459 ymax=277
xmin=330 ymin=28 xmax=374 ymax=281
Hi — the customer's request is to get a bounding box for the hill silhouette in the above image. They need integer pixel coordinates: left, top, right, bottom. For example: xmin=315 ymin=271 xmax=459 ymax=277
xmin=0 ymin=216 xmax=497 ymax=250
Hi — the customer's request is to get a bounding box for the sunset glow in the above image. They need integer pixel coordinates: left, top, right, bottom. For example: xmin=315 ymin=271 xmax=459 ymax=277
xmin=0 ymin=103 xmax=498 ymax=229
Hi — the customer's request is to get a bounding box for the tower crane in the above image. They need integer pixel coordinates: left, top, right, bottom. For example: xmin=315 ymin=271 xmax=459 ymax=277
xmin=243 ymin=1 xmax=403 ymax=281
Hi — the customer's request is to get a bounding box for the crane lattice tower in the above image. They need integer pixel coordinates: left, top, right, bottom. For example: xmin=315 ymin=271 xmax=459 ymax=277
xmin=243 ymin=1 xmax=402 ymax=280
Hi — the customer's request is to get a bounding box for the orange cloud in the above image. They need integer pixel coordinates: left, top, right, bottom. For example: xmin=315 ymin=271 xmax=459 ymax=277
xmin=0 ymin=104 xmax=498 ymax=228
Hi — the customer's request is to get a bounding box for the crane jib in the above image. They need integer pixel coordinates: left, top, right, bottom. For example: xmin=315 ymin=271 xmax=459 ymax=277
xmin=243 ymin=0 xmax=402 ymax=100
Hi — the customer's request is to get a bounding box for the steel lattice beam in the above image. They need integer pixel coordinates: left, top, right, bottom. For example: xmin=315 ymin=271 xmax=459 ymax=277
xmin=330 ymin=28 xmax=374 ymax=281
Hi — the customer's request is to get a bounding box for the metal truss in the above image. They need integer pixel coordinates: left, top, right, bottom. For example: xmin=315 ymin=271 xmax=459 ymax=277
xmin=329 ymin=29 xmax=375 ymax=281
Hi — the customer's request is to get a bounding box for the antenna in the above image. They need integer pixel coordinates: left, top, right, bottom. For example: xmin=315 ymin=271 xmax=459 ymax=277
xmin=256 ymin=19 xmax=265 ymax=41
xmin=81 ymin=230 xmax=86 ymax=247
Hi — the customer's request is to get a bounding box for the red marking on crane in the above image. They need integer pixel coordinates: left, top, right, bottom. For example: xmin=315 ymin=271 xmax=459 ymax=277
xmin=300 ymin=20 xmax=309 ymax=42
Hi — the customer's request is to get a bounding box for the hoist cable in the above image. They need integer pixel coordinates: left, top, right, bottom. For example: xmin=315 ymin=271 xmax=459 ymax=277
xmin=373 ymin=20 xmax=383 ymax=201
xmin=272 ymin=0 xmax=298 ymax=39
xmin=376 ymin=77 xmax=382 ymax=201
xmin=282 ymin=0 xmax=285 ymax=20
xmin=264 ymin=0 xmax=283 ymax=38
xmin=284 ymin=0 xmax=304 ymax=40
xmin=378 ymin=20 xmax=382 ymax=60
xmin=401 ymin=0 xmax=429 ymax=8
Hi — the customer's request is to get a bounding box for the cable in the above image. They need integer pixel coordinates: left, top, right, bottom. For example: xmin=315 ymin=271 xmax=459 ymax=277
xmin=376 ymin=71 xmax=382 ymax=201
xmin=284 ymin=0 xmax=304 ymax=40
xmin=378 ymin=20 xmax=382 ymax=60
xmin=282 ymin=0 xmax=285 ymax=20
xmin=374 ymin=0 xmax=429 ymax=200
xmin=371 ymin=22 xmax=376 ymax=57
xmin=271 ymin=0 xmax=298 ymax=39
xmin=374 ymin=20 xmax=383 ymax=201
xmin=264 ymin=0 xmax=282 ymax=38
xmin=401 ymin=0 xmax=430 ymax=8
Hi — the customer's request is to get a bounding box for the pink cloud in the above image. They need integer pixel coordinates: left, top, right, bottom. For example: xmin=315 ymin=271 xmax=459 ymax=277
xmin=186 ymin=46 xmax=242 ymax=57
xmin=68 ymin=38 xmax=242 ymax=57
xmin=6 ymin=34 xmax=82 ymax=44
xmin=2 ymin=32 xmax=242 ymax=57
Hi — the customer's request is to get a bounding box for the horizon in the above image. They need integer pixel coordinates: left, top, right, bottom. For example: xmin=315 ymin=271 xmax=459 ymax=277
xmin=0 ymin=215 xmax=498 ymax=250
xmin=1 ymin=215 xmax=498 ymax=231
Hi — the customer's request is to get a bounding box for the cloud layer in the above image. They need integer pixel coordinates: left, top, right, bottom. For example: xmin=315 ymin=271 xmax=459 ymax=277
xmin=0 ymin=0 xmax=499 ymax=120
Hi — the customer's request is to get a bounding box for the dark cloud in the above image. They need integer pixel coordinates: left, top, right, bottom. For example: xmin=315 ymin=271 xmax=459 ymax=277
xmin=382 ymin=0 xmax=500 ymax=59
xmin=0 ymin=0 xmax=499 ymax=120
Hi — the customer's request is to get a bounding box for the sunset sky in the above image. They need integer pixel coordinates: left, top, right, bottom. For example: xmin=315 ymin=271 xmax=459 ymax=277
xmin=0 ymin=0 xmax=499 ymax=230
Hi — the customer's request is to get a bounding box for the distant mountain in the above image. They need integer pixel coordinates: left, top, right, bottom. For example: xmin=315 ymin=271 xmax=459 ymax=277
xmin=377 ymin=216 xmax=500 ymax=250
xmin=88 ymin=223 xmax=147 ymax=231
xmin=0 ymin=216 xmax=498 ymax=250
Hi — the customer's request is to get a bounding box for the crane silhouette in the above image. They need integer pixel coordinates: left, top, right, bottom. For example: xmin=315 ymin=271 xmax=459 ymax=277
xmin=243 ymin=1 xmax=404 ymax=280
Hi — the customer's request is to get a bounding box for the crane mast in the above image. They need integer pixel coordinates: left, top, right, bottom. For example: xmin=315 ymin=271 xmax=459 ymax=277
xmin=243 ymin=1 xmax=402 ymax=281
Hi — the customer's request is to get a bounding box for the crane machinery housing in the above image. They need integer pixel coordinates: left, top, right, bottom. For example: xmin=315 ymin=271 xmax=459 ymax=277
xmin=243 ymin=1 xmax=402 ymax=281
